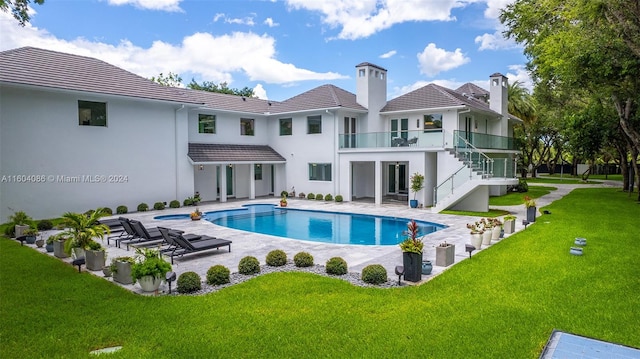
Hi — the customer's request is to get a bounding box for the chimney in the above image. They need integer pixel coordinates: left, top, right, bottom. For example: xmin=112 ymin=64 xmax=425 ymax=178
xmin=489 ymin=73 xmax=508 ymax=118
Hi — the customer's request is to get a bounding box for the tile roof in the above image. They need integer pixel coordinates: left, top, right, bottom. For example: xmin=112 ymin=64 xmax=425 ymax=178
xmin=355 ymin=62 xmax=387 ymax=71
xmin=183 ymin=88 xmax=273 ymax=114
xmin=455 ymin=83 xmax=489 ymax=98
xmin=381 ymin=83 xmax=500 ymax=116
xmin=188 ymin=143 xmax=286 ymax=163
xmin=0 ymin=47 xmax=201 ymax=104
xmin=269 ymin=84 xmax=367 ymax=113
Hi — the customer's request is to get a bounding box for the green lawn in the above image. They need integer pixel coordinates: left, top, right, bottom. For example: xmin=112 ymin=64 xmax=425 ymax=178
xmin=526 ymin=177 xmax=600 ymax=184
xmin=488 ymin=185 xmax=557 ymax=206
xmin=1 ymin=188 xmax=639 ymax=358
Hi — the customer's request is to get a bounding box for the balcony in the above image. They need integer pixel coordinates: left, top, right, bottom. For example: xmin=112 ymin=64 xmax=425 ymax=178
xmin=454 ymin=130 xmax=516 ymax=150
xmin=339 ymin=129 xmax=444 ymax=149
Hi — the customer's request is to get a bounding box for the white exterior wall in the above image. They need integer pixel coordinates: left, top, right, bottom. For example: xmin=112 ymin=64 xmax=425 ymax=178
xmin=268 ymin=112 xmax=336 ymax=198
xmin=188 ymin=110 xmax=269 ymax=145
xmin=0 ymin=86 xmax=192 ymax=220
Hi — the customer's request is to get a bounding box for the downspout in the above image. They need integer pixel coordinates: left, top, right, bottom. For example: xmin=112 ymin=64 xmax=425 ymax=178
xmin=175 ymin=105 xmax=185 ymax=201
xmin=326 ymin=109 xmax=338 ymax=196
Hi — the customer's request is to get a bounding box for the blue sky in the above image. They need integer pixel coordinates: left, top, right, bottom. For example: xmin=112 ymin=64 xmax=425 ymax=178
xmin=0 ymin=0 xmax=530 ymax=101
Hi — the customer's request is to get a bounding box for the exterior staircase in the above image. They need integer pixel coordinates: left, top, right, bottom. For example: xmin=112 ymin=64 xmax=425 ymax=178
xmin=432 ymin=134 xmax=494 ymax=212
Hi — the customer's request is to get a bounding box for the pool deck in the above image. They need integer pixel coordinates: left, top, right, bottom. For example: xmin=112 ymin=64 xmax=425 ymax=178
xmin=32 ymin=182 xmax=602 ymax=294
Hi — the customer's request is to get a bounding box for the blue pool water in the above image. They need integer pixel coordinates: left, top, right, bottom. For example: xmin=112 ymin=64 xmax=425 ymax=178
xmin=156 ymin=204 xmax=446 ymax=245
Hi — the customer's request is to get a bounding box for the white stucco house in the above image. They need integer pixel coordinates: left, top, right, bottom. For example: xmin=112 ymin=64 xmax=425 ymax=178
xmin=0 ymin=47 xmax=519 ymax=220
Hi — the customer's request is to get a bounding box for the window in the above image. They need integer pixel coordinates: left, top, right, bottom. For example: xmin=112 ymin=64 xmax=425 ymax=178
xmin=198 ymin=114 xmax=216 ymax=134
xmin=423 ymin=114 xmax=443 ymax=130
xmin=309 ymin=163 xmax=331 ymax=181
xmin=78 ymin=100 xmax=106 ymax=126
xmin=241 ymin=118 xmax=254 ymax=136
xmin=279 ymin=118 xmax=292 ymax=136
xmin=254 ymin=164 xmax=262 ymax=180
xmin=359 ymin=69 xmax=365 ymax=77
xmin=307 ymin=115 xmax=322 ymax=134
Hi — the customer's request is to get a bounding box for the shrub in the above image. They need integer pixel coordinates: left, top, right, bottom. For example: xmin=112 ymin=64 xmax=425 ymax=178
xmin=361 ymin=264 xmax=388 ymax=285
xmin=307 ymin=193 xmax=315 ymax=199
xmin=169 ymin=200 xmax=180 ymax=208
xmin=335 ymin=195 xmax=343 ymax=202
xmin=206 ymin=265 xmax=230 ymax=285
xmin=153 ymin=202 xmax=165 ymax=210
xmin=4 ymin=226 xmax=15 ymax=237
xmin=37 ymin=219 xmax=54 ymax=231
xmin=324 ymin=194 xmax=333 ymax=201
xmin=266 ymin=249 xmax=287 ymax=267
xmin=238 ymin=256 xmax=260 ymax=275
xmin=103 ymin=207 xmax=113 ymax=215
xmin=183 ymin=197 xmax=193 ymax=206
xmin=116 ymin=205 xmax=128 ymax=214
xmin=326 ymin=257 xmax=347 ymax=275
xmin=294 ymin=252 xmax=314 ymax=267
xmin=516 ymin=178 xmax=529 ymax=193
xmin=280 ymin=190 xmax=288 ymax=198
xmin=137 ymin=203 xmax=149 ymax=212
xmin=177 ymin=271 xmax=202 ymax=294
xmin=315 ymin=193 xmax=323 ymax=200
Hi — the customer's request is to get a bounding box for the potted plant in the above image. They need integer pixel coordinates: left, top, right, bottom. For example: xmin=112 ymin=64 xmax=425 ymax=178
xmin=131 ymin=248 xmax=172 ymax=292
xmin=524 ymin=196 xmax=536 ymax=222
xmin=280 ymin=193 xmax=288 ymax=207
xmin=61 ymin=208 xmax=110 ymax=259
xmin=490 ymin=218 xmax=502 ymax=241
xmin=110 ymin=256 xmax=135 ymax=284
xmin=45 ymin=235 xmax=55 ymax=253
xmin=190 ymin=208 xmax=202 ymax=221
xmin=50 ymin=233 xmax=70 ymax=258
xmin=8 ymin=210 xmax=32 ymax=238
xmin=399 ymin=219 xmax=423 ymax=282
xmin=409 ymin=172 xmax=425 ymax=208
xmin=435 ymin=241 xmax=455 ymax=267
xmin=85 ymin=240 xmax=106 ymax=271
xmin=479 ymin=218 xmax=493 ymax=245
xmin=24 ymin=228 xmax=39 ymax=245
xmin=503 ymin=215 xmax=517 ymax=234
xmin=466 ymin=222 xmax=484 ymax=250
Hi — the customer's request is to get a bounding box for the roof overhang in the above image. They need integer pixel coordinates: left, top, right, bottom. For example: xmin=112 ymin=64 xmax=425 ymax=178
xmin=380 ymin=105 xmax=466 ymax=115
xmin=188 ymin=143 xmax=287 ymax=164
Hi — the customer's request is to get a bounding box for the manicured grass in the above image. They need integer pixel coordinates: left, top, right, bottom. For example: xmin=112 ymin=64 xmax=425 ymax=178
xmin=440 ymin=209 xmax=510 ymax=217
xmin=488 ymin=186 xmax=557 ymax=206
xmin=1 ymin=188 xmax=639 ymax=358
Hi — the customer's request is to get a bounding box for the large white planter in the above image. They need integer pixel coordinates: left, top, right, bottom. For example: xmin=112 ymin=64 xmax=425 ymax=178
xmin=504 ymin=220 xmax=516 ymax=234
xmin=491 ymin=226 xmax=501 ymax=240
xmin=470 ymin=233 xmax=482 ymax=249
xmin=482 ymin=231 xmax=492 ymax=245
xmin=85 ymin=249 xmax=105 ymax=271
xmin=15 ymin=225 xmax=29 ymax=238
xmin=138 ymin=275 xmax=162 ymax=292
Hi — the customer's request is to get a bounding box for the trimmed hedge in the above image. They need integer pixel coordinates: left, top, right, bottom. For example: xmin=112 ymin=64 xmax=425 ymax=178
xmin=37 ymin=220 xmax=53 ymax=231
xmin=335 ymin=195 xmax=343 ymax=202
xmin=137 ymin=203 xmax=148 ymax=212
xmin=361 ymin=264 xmax=388 ymax=285
xmin=324 ymin=194 xmax=333 ymax=201
xmin=153 ymin=202 xmax=165 ymax=210
xmin=169 ymin=200 xmax=181 ymax=208
xmin=206 ymin=265 xmax=230 ymax=285
xmin=177 ymin=271 xmax=202 ymax=294
xmin=266 ymin=250 xmax=287 ymax=267
xmin=238 ymin=256 xmax=260 ymax=275
xmin=116 ymin=205 xmax=128 ymax=214
xmin=307 ymin=193 xmax=315 ymax=200
xmin=315 ymin=193 xmax=323 ymax=200
xmin=326 ymin=257 xmax=347 ymax=275
xmin=293 ymin=252 xmax=314 ymax=267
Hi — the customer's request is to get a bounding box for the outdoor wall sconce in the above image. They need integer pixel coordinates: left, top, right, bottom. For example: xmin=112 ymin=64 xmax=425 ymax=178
xmin=198 ymin=165 xmax=204 ymax=170
xmin=416 ymin=119 xmax=420 ymax=128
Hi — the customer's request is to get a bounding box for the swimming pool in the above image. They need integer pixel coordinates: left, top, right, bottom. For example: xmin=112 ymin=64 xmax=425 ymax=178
xmin=156 ymin=204 xmax=446 ymax=245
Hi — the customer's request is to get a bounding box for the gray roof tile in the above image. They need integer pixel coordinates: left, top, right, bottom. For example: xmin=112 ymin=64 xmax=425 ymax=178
xmin=0 ymin=47 xmax=201 ymax=104
xmin=188 ymin=143 xmax=286 ymax=163
xmin=270 ymin=84 xmax=366 ymax=113
xmin=381 ymin=83 xmax=499 ymax=115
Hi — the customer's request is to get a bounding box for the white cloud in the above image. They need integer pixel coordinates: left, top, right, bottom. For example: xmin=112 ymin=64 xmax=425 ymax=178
xmin=484 ymin=0 xmax=513 ymax=20
xmin=106 ymin=0 xmax=183 ymax=12
xmin=417 ymin=43 xmax=470 ymax=77
xmin=505 ymin=64 xmax=533 ymax=91
xmin=212 ymin=13 xmax=256 ymax=26
xmin=213 ymin=13 xmax=226 ymax=22
xmin=264 ymin=18 xmax=279 ymax=27
xmin=0 ymin=11 xmax=347 ymax=85
xmin=253 ymin=84 xmax=268 ymax=99
xmin=286 ymin=0 xmax=469 ymax=40
xmin=474 ymin=28 xmax=518 ymax=51
xmin=379 ymin=50 xmax=396 ymax=59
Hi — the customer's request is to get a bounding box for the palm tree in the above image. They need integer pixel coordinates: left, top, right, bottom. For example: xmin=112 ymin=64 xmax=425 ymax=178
xmin=62 ymin=208 xmax=110 ymax=255
xmin=508 ymin=81 xmax=536 ymax=124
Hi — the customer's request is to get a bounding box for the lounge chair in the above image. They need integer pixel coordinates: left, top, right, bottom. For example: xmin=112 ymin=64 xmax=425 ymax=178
xmin=125 ymin=220 xmax=164 ymax=250
xmin=157 ymin=227 xmax=203 ymax=254
xmin=100 ymin=218 xmax=126 ymax=246
xmin=168 ymin=232 xmax=232 ymax=264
